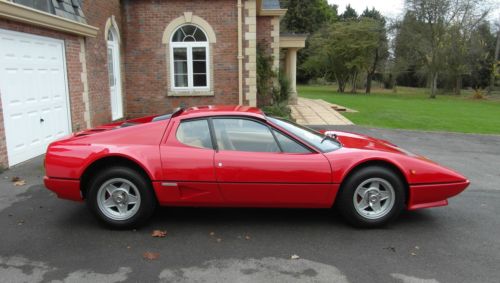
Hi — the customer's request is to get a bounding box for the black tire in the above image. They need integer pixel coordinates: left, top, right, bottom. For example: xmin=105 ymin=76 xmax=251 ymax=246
xmin=86 ymin=166 xmax=156 ymax=229
xmin=336 ymin=166 xmax=406 ymax=228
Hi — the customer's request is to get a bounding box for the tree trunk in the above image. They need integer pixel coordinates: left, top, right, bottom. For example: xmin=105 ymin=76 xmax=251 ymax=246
xmin=366 ymin=49 xmax=379 ymax=94
xmin=430 ymin=72 xmax=438 ymax=99
xmin=336 ymin=75 xmax=346 ymax=93
xmin=489 ymin=27 xmax=500 ymax=94
xmin=454 ymin=76 xmax=462 ymax=95
xmin=338 ymin=82 xmax=345 ymax=93
xmin=351 ymin=72 xmax=358 ymax=93
xmin=366 ymin=72 xmax=373 ymax=94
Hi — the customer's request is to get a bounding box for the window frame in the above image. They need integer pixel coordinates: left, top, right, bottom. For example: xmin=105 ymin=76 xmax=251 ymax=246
xmin=267 ymin=116 xmax=342 ymax=153
xmin=175 ymin=118 xmax=215 ymax=150
xmin=169 ymin=25 xmax=210 ymax=92
xmin=272 ymin=128 xmax=314 ymax=154
xmin=207 ymin=116 xmax=315 ymax=154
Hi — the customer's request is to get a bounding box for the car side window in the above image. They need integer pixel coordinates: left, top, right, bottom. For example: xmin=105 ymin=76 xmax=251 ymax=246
xmin=273 ymin=130 xmax=311 ymax=154
xmin=176 ymin=119 xmax=213 ymax=149
xmin=213 ymin=118 xmax=280 ymax=153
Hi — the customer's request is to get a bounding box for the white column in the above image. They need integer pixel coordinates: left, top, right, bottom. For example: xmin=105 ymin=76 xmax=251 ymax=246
xmin=285 ymin=48 xmax=298 ymax=105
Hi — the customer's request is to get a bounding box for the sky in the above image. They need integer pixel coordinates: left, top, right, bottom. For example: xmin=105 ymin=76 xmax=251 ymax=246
xmin=328 ymin=0 xmax=500 ymax=21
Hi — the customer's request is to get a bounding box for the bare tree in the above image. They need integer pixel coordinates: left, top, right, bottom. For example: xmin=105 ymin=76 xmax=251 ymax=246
xmin=404 ymin=0 xmax=489 ymax=98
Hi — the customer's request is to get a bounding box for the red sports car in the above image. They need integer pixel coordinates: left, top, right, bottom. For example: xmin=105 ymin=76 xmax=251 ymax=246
xmin=44 ymin=106 xmax=469 ymax=228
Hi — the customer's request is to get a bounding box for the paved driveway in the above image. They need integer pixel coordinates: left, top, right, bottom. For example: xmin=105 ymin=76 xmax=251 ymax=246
xmin=0 ymin=126 xmax=499 ymax=283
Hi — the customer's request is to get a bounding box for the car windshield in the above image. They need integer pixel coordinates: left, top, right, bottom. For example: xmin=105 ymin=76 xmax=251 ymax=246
xmin=267 ymin=117 xmax=341 ymax=153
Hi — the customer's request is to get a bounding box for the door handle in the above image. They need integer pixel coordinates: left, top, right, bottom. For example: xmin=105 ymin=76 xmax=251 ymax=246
xmin=40 ymin=118 xmax=45 ymax=123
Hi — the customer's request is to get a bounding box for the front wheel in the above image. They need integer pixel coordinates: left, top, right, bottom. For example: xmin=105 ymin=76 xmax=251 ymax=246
xmin=337 ymin=166 xmax=406 ymax=228
xmin=86 ymin=167 xmax=156 ymax=229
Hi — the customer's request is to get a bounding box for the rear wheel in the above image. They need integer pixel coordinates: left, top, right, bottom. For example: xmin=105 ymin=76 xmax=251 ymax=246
xmin=86 ymin=167 xmax=156 ymax=229
xmin=337 ymin=166 xmax=406 ymax=228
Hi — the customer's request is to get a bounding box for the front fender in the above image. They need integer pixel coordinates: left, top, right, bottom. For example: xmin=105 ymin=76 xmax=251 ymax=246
xmin=326 ymin=148 xmax=467 ymax=185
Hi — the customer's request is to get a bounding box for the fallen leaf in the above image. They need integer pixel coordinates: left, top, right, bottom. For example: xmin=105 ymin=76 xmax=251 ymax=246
xmin=11 ymin=176 xmax=20 ymax=182
xmin=383 ymin=247 xmax=396 ymax=252
xmin=13 ymin=180 xmax=26 ymax=187
xmin=143 ymin=252 xmax=160 ymax=261
xmin=245 ymin=235 xmax=251 ymax=240
xmin=127 ymin=246 xmax=131 ymax=249
xmin=291 ymin=254 xmax=300 ymax=260
xmin=415 ymin=246 xmax=420 ymax=250
xmin=209 ymin=232 xmax=215 ymax=236
xmin=152 ymin=230 xmax=167 ymax=238
xmin=216 ymin=238 xmax=222 ymax=243
xmin=411 ymin=252 xmax=417 ymax=256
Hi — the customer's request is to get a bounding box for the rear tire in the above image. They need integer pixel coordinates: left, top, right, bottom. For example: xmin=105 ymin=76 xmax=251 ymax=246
xmin=86 ymin=167 xmax=156 ymax=229
xmin=337 ymin=166 xmax=406 ymax=228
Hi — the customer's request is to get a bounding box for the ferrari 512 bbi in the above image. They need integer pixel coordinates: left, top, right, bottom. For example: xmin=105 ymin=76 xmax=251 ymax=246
xmin=44 ymin=106 xmax=470 ymax=228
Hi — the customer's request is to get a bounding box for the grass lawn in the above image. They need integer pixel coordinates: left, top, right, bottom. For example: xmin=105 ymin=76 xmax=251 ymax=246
xmin=298 ymin=85 xmax=500 ymax=135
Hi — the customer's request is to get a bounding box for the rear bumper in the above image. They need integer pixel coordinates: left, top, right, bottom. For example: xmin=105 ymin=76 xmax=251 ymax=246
xmin=44 ymin=176 xmax=83 ymax=202
xmin=407 ymin=180 xmax=470 ymax=210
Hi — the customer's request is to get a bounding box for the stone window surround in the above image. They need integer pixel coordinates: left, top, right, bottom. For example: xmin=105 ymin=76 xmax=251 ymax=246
xmin=162 ymin=12 xmax=217 ymax=97
xmin=104 ymin=15 xmax=121 ymax=45
xmin=104 ymin=15 xmax=124 ymax=121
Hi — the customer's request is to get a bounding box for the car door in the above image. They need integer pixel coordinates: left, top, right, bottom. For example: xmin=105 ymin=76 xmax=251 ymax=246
xmin=159 ymin=118 xmax=222 ymax=205
xmin=212 ymin=117 xmax=333 ymax=207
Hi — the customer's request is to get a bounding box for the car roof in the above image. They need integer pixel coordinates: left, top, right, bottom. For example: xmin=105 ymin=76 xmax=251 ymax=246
xmin=176 ymin=105 xmax=266 ymax=120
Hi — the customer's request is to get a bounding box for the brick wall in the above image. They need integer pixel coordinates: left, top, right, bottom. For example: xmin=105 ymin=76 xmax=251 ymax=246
xmin=0 ymin=19 xmax=86 ymax=167
xmin=123 ymin=0 xmax=240 ymax=117
xmin=81 ymin=0 xmax=123 ymax=126
xmin=257 ymin=16 xmax=272 ymax=55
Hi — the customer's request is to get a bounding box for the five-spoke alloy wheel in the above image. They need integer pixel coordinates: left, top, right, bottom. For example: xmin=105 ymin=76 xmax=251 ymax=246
xmin=353 ymin=178 xmax=395 ymax=220
xmin=337 ymin=166 xmax=406 ymax=228
xmin=87 ymin=167 xmax=156 ymax=229
xmin=97 ymin=178 xmax=141 ymax=221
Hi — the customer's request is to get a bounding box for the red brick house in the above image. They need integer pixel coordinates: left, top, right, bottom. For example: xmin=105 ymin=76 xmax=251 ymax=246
xmin=0 ymin=0 xmax=305 ymax=167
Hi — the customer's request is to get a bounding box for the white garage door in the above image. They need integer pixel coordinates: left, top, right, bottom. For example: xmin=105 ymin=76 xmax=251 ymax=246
xmin=0 ymin=29 xmax=71 ymax=166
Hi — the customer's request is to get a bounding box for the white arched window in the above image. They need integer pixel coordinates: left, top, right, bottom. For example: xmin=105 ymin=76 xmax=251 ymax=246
xmin=170 ymin=24 xmax=210 ymax=90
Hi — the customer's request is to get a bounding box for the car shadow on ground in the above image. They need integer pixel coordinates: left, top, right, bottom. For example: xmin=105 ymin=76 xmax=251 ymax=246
xmin=147 ymin=206 xmax=436 ymax=230
xmin=55 ymin=199 xmax=437 ymax=231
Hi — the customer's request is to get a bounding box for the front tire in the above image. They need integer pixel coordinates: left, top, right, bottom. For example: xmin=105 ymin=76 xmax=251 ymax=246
xmin=337 ymin=166 xmax=406 ymax=228
xmin=86 ymin=167 xmax=156 ymax=229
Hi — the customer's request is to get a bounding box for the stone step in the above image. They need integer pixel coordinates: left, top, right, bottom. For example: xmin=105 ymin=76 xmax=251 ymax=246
xmin=291 ymin=98 xmax=354 ymax=126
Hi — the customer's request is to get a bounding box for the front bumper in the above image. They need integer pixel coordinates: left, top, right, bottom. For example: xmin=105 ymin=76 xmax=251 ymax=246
xmin=44 ymin=177 xmax=83 ymax=202
xmin=407 ymin=180 xmax=470 ymax=210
